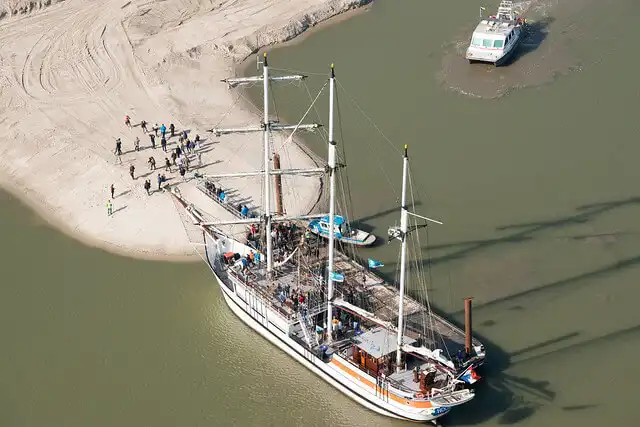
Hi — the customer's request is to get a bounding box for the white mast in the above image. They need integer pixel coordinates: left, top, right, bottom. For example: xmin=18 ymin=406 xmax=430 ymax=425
xmin=263 ymin=53 xmax=273 ymax=274
xmin=395 ymin=144 xmax=409 ymax=371
xmin=326 ymin=64 xmax=337 ymax=343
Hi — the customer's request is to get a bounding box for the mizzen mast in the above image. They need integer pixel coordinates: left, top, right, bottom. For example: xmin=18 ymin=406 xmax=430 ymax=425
xmin=388 ymin=146 xmax=443 ymax=372
xmin=395 ymin=145 xmax=410 ymax=370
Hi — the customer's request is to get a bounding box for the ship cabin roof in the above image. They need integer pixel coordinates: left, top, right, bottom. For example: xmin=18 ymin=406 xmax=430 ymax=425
xmin=473 ymin=18 xmax=516 ymax=39
xmin=353 ymin=327 xmax=416 ymax=359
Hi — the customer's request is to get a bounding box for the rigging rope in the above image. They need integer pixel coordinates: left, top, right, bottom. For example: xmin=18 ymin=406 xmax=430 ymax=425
xmin=274 ymin=80 xmax=328 ymax=154
xmin=335 ymin=79 xmax=403 ymax=157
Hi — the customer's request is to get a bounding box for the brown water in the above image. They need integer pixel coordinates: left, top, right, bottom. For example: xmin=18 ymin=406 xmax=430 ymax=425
xmin=3 ymin=0 xmax=640 ymax=425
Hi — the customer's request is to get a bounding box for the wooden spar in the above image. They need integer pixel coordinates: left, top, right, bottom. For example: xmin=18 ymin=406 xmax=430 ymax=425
xmin=464 ymin=297 xmax=473 ymax=355
xmin=273 ymin=153 xmax=284 ymax=215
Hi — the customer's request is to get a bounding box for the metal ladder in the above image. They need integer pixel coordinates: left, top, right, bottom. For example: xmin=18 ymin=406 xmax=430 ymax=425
xmin=298 ymin=311 xmax=319 ymax=349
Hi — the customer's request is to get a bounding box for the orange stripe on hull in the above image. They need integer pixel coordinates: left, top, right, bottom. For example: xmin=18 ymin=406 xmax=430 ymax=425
xmin=330 ymin=359 xmax=433 ymax=409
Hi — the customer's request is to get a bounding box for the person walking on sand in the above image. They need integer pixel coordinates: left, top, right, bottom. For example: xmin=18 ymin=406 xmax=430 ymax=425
xmin=114 ymin=138 xmax=122 ymax=156
xmin=125 ymin=115 xmax=131 ymax=128
xmin=169 ymin=123 xmax=175 ymax=137
xmin=144 ymin=179 xmax=151 ymax=195
xmin=160 ymin=124 xmax=167 ymax=138
xmin=148 ymin=156 xmax=156 ymax=171
xmin=179 ymin=166 xmax=186 ymax=181
xmin=171 ymin=151 xmax=177 ymax=166
xmin=165 ymin=157 xmax=171 ymax=172
xmin=149 ymin=133 xmax=156 ymax=149
xmin=154 ymin=123 xmax=159 ymax=136
xmin=134 ymin=136 xmax=140 ymax=152
xmin=161 ymin=136 xmax=167 ymax=152
xmin=107 ymin=199 xmax=113 ymax=216
xmin=141 ymin=120 xmax=148 ymax=133
xmin=129 ymin=164 xmax=135 ymax=180
xmin=157 ymin=173 xmax=162 ymax=191
xmin=110 ymin=184 xmax=115 ymax=199
xmin=182 ymin=130 xmax=188 ymax=140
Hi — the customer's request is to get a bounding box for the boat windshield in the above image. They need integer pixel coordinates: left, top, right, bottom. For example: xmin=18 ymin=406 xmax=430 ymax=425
xmin=472 ymin=37 xmax=482 ymax=46
xmin=493 ymin=39 xmax=504 ymax=48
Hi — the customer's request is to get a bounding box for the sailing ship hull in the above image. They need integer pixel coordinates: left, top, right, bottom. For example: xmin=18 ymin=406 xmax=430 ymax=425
xmin=211 ymin=268 xmax=456 ymax=423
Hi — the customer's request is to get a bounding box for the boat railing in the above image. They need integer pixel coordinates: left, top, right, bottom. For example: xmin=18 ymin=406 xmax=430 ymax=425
xmin=336 ymin=352 xmax=418 ymax=396
xmin=227 ymin=268 xmax=294 ymax=320
xmin=197 ymin=181 xmax=259 ymax=220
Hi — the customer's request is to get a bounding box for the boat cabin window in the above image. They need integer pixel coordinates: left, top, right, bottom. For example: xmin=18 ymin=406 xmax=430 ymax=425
xmin=482 ymin=39 xmax=493 ymax=48
xmin=472 ymin=37 xmax=482 ymax=46
xmin=493 ymin=39 xmax=504 ymax=48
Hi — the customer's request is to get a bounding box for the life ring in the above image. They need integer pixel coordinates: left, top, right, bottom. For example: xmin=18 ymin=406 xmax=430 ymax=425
xmin=415 ymin=393 xmax=425 ymax=399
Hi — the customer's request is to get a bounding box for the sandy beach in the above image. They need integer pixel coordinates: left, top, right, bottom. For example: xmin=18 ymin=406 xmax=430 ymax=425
xmin=0 ymin=0 xmax=369 ymax=260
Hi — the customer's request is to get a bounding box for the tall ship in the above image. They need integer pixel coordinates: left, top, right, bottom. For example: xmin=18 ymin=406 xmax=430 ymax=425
xmin=466 ymin=1 xmax=526 ymax=66
xmin=172 ymin=54 xmax=486 ymax=423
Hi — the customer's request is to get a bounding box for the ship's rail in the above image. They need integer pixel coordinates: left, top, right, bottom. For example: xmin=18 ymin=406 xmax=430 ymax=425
xmin=196 ymin=180 xmax=259 ymax=220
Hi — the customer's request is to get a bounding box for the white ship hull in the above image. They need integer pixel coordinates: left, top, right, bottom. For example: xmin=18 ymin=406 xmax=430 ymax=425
xmin=213 ymin=269 xmax=456 ymax=422
xmin=466 ymin=29 xmax=522 ymax=66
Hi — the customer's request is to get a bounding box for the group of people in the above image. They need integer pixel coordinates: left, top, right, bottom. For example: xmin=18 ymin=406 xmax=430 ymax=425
xmin=222 ymin=250 xmax=261 ymax=273
xmin=276 ymin=283 xmax=313 ymax=313
xmin=142 ymin=174 xmax=168 ymax=195
xmin=108 ymin=114 xmax=210 ymax=214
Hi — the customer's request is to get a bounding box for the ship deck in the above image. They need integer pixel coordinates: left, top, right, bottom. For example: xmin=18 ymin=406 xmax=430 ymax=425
xmin=221 ymin=241 xmax=479 ymax=358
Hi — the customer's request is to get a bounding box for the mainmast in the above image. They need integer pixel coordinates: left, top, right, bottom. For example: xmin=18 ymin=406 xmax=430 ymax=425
xmin=326 ymin=64 xmax=337 ymax=343
xmin=262 ymin=53 xmax=273 ymax=274
xmin=395 ymin=145 xmax=409 ymax=371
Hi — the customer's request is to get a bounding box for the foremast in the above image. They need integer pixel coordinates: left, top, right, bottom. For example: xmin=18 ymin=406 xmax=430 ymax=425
xmin=212 ymin=52 xmax=324 ymax=278
xmin=326 ymin=64 xmax=337 ymax=343
xmin=263 ymin=54 xmax=273 ymax=273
